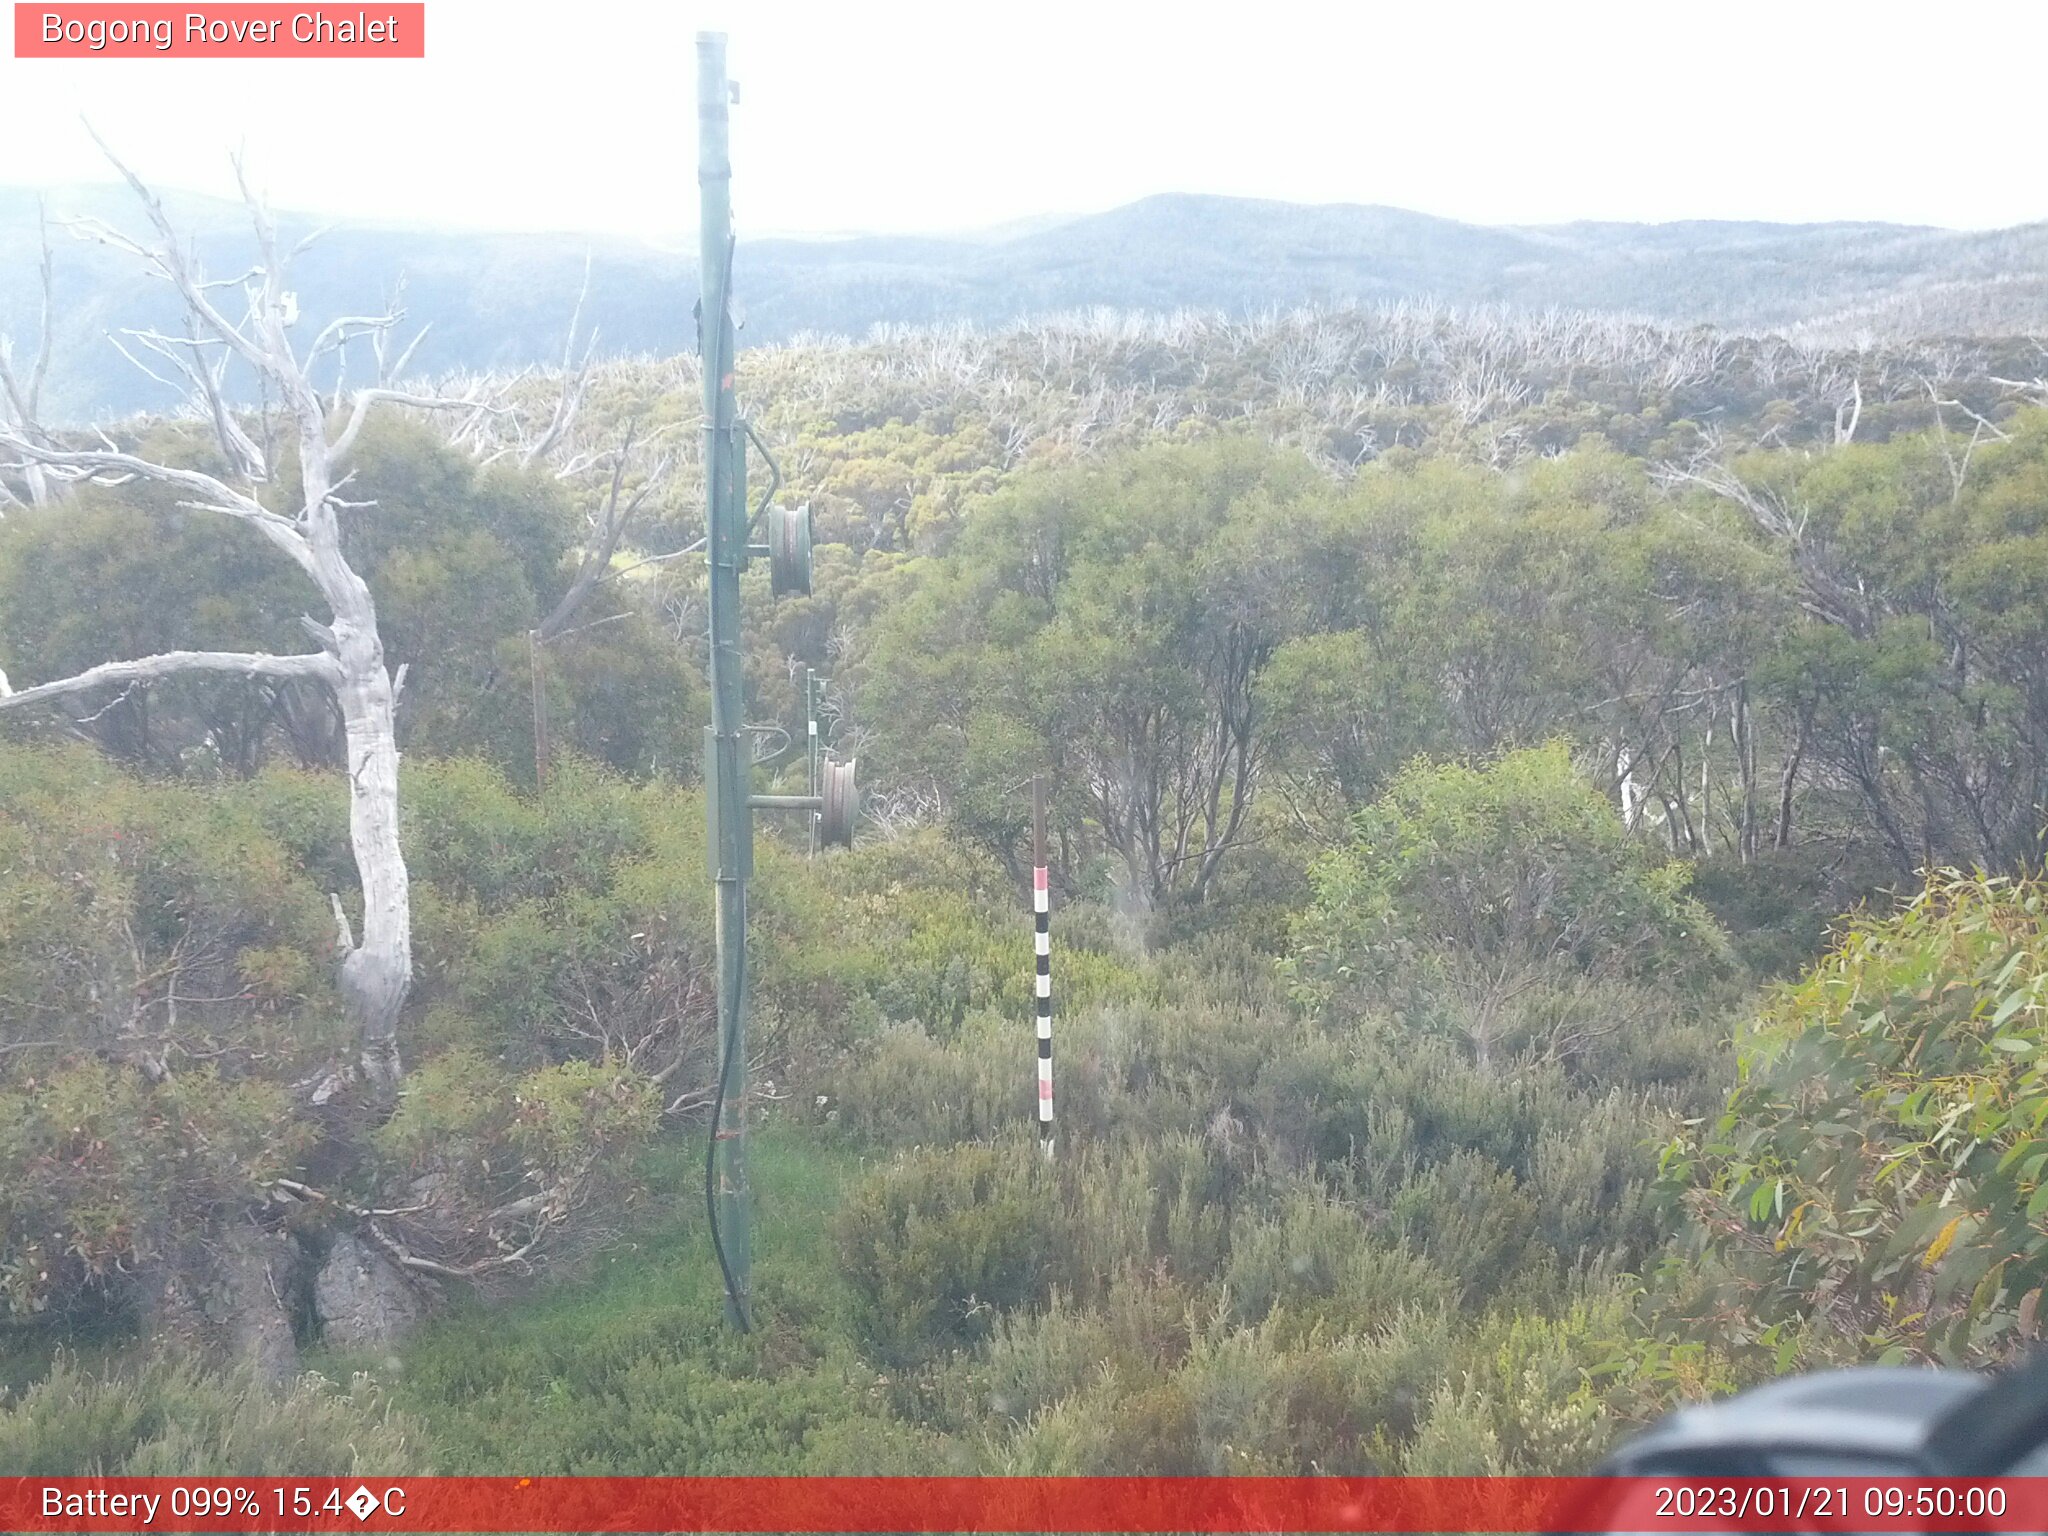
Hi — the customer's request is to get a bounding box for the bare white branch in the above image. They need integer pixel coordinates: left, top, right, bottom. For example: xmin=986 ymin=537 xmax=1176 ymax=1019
xmin=329 ymin=384 xmax=497 ymax=467
xmin=18 ymin=130 xmax=427 ymax=1105
xmin=0 ymin=649 xmax=340 ymax=710
xmin=0 ymin=437 xmax=313 ymax=568
xmin=520 ymin=254 xmax=597 ymax=469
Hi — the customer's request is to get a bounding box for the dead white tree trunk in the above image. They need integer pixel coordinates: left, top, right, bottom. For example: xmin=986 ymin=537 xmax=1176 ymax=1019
xmin=1616 ymin=742 xmax=1643 ymax=831
xmin=0 ymin=201 xmax=58 ymax=510
xmin=0 ymin=141 xmax=488 ymax=1104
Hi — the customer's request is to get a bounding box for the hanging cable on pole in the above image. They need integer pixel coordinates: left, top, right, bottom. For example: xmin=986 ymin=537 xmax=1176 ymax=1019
xmin=697 ymin=29 xmax=753 ymax=1333
xmin=690 ymin=31 xmax=843 ymax=1329
xmin=1032 ymin=776 xmax=1054 ymax=1159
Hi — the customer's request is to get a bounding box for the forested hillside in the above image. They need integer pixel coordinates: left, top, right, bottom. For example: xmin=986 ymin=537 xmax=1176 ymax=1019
xmin=8 ymin=259 xmax=2048 ymax=1475
xmin=6 ymin=184 xmax=2048 ymax=420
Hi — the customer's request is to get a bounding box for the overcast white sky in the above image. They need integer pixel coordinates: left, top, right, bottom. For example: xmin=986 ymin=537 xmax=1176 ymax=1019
xmin=2 ymin=0 xmax=2043 ymax=241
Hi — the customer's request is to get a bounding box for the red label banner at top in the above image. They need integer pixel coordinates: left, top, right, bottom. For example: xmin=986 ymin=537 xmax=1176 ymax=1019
xmin=5 ymin=1476 xmax=2048 ymax=1533
xmin=14 ymin=4 xmax=425 ymax=57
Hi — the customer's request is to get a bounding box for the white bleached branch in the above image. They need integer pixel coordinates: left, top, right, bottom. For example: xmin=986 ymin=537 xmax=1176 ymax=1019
xmin=520 ymin=253 xmax=597 ymax=469
xmin=3 ymin=130 xmax=441 ymax=1104
xmin=0 ymin=200 xmax=59 ymax=507
xmin=0 ymin=649 xmax=339 ymax=709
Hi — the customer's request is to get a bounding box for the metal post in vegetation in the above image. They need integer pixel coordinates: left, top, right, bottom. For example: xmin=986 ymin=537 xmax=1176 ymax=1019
xmin=698 ymin=29 xmax=753 ymax=1332
xmin=1032 ymin=776 xmax=1055 ymax=1158
xmin=697 ymin=34 xmax=851 ymax=1328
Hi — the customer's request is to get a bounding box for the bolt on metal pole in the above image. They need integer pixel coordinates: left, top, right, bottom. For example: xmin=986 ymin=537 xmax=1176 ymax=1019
xmin=698 ymin=29 xmax=752 ymax=1331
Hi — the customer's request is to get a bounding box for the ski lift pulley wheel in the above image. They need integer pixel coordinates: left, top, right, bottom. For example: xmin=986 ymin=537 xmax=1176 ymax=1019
xmin=767 ymin=502 xmax=813 ymax=598
xmin=819 ymin=757 xmax=857 ymax=848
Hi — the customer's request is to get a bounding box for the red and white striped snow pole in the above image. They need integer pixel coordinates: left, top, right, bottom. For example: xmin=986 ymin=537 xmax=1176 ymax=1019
xmin=1032 ymin=776 xmax=1054 ymax=1158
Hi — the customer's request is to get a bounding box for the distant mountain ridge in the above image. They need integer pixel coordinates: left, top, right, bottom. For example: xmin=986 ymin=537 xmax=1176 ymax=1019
xmin=3 ymin=187 xmax=2045 ymax=421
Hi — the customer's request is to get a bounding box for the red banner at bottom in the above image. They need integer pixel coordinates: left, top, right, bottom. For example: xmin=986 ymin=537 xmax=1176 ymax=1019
xmin=6 ymin=1476 xmax=2047 ymax=1532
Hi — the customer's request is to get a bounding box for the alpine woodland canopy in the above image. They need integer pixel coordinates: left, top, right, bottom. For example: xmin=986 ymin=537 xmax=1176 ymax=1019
xmin=5 ymin=163 xmax=2048 ymax=1476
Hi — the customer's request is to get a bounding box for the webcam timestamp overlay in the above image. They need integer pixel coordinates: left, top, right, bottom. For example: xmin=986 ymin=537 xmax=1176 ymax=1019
xmin=6 ymin=1477 xmax=2046 ymax=1533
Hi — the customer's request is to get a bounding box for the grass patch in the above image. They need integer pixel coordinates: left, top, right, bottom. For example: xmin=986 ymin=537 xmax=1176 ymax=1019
xmin=365 ymin=1121 xmax=961 ymax=1473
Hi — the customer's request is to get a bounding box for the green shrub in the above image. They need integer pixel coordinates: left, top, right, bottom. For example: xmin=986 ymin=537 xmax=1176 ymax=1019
xmin=991 ymin=1387 xmax=1120 ymax=1474
xmin=1173 ymin=1311 xmax=1460 ymax=1475
xmin=831 ymin=998 xmax=1292 ymax=1158
xmin=400 ymin=757 xmax=544 ymax=906
xmin=1525 ymin=1094 xmax=1664 ymax=1268
xmin=0 ymin=1064 xmax=308 ymax=1317
xmin=829 ymin=1013 xmax=1026 ymax=1147
xmin=0 ymin=1354 xmax=425 ymax=1474
xmin=1285 ymin=745 xmax=1731 ymax=1053
xmin=1101 ymin=1380 xmax=1203 ymax=1472
xmin=1390 ymin=1150 xmax=1542 ymax=1306
xmin=366 ymin=1055 xmax=658 ymax=1283
xmin=835 ymin=1142 xmax=1066 ymax=1364
xmin=1064 ymin=1133 xmax=1237 ymax=1286
xmin=1223 ymin=1185 xmax=1446 ymax=1332
xmin=1400 ymin=1378 xmax=1510 ymax=1474
xmin=1454 ymin=1297 xmax=1633 ymax=1473
xmin=1661 ymin=870 xmax=2048 ymax=1368
xmin=970 ymin=1294 xmax=1122 ymax=1427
